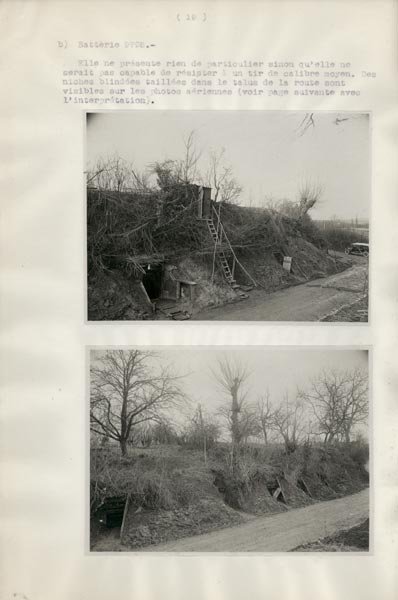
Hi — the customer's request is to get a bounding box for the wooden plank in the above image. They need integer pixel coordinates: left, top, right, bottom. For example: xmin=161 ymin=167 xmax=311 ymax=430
xmin=120 ymin=494 xmax=131 ymax=541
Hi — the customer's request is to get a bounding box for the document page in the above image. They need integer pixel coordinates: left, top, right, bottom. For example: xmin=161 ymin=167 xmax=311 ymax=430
xmin=1 ymin=1 xmax=397 ymax=599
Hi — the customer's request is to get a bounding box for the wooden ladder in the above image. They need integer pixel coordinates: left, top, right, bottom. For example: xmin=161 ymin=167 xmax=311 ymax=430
xmin=206 ymin=206 xmax=258 ymax=290
xmin=206 ymin=217 xmax=238 ymax=288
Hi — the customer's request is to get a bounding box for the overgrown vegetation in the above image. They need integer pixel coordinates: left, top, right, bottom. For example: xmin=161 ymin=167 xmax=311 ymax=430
xmin=87 ymin=133 xmax=351 ymax=320
xmin=90 ymin=440 xmax=369 ymax=549
xmin=316 ymin=220 xmax=369 ymax=252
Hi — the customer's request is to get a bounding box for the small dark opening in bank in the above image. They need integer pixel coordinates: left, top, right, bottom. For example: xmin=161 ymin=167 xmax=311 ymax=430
xmin=142 ymin=264 xmax=163 ymax=299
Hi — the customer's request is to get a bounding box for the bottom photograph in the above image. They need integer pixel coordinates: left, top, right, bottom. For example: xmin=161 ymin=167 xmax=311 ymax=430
xmin=89 ymin=346 xmax=370 ymax=553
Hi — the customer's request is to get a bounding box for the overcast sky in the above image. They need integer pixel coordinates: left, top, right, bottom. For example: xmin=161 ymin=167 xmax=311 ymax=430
xmin=87 ymin=111 xmax=370 ymax=220
xmin=91 ymin=347 xmax=368 ymax=428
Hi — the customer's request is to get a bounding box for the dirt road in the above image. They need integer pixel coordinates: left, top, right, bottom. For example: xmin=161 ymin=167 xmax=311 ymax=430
xmin=193 ymin=259 xmax=368 ymax=322
xmin=143 ymin=489 xmax=369 ymax=552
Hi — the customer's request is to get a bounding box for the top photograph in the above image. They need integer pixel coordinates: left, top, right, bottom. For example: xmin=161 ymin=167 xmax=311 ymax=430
xmin=86 ymin=111 xmax=369 ymax=322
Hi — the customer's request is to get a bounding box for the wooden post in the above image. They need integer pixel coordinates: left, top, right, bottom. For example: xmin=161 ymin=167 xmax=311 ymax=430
xmin=120 ymin=494 xmax=131 ymax=541
xmin=139 ymin=282 xmax=154 ymax=311
xmin=197 ymin=186 xmax=204 ymax=219
xmin=198 ymin=404 xmax=207 ymax=464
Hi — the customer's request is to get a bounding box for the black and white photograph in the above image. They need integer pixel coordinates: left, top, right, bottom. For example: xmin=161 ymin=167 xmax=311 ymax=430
xmin=90 ymin=347 xmax=370 ymax=552
xmin=86 ymin=111 xmax=370 ymax=322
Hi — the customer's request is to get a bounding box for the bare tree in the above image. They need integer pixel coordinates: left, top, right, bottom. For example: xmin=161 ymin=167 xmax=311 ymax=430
xmin=150 ymin=419 xmax=178 ymax=445
xmin=87 ymin=154 xmax=151 ymax=192
xmin=218 ymin=403 xmax=260 ymax=446
xmin=203 ymin=148 xmax=242 ymax=204
xmin=213 ymin=356 xmax=251 ymax=474
xmin=297 ymin=181 xmax=323 ymax=219
xmin=87 ymin=154 xmax=130 ymax=192
xmin=180 ymin=130 xmax=202 ymax=184
xmin=90 ymin=350 xmax=185 ymax=456
xmin=299 ymin=368 xmax=368 ymax=444
xmin=182 ymin=404 xmax=220 ymax=462
xmin=151 ymin=130 xmax=202 ymax=189
xmin=270 ymin=393 xmax=306 ymax=453
xmin=256 ymin=392 xmax=275 ymax=445
xmin=262 ymin=183 xmax=322 ymax=221
xmin=238 ymin=406 xmax=262 ymax=444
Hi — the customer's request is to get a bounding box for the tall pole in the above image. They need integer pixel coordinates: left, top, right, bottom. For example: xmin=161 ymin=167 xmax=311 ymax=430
xmin=198 ymin=404 xmax=207 ymax=464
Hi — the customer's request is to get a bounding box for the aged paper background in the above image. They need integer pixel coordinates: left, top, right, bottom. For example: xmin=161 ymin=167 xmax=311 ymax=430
xmin=1 ymin=1 xmax=397 ymax=599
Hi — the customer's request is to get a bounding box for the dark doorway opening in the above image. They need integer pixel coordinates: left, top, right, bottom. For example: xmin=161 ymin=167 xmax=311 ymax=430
xmin=273 ymin=251 xmax=284 ymax=266
xmin=297 ymin=478 xmax=311 ymax=497
xmin=98 ymin=496 xmax=126 ymax=528
xmin=142 ymin=264 xmax=163 ymax=299
xmin=267 ymin=482 xmax=287 ymax=504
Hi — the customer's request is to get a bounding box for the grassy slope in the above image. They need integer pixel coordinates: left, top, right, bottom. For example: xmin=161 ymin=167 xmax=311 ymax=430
xmin=87 ymin=188 xmax=348 ymax=319
xmin=90 ymin=442 xmax=369 ymax=551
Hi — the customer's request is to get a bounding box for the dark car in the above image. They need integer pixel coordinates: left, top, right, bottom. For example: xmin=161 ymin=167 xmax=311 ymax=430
xmin=345 ymin=242 xmax=369 ymax=257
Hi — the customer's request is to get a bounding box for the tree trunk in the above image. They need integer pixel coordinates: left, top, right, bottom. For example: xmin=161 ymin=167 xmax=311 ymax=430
xmin=120 ymin=391 xmax=128 ymax=457
xmin=325 ymin=432 xmax=335 ymax=445
xmin=120 ymin=438 xmax=128 ymax=457
xmin=231 ymin=385 xmax=240 ymax=476
xmin=262 ymin=428 xmax=268 ymax=445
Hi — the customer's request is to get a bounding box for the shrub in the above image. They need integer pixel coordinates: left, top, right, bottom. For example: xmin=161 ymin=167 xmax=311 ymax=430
xmin=322 ymin=225 xmax=368 ymax=251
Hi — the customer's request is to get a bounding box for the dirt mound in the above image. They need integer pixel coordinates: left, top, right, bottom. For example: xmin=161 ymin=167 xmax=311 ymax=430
xmin=277 ymin=475 xmax=314 ymax=508
xmin=174 ymin=257 xmax=238 ymax=310
xmin=212 ymin=466 xmax=311 ymax=515
xmin=300 ymin=474 xmax=337 ymax=500
xmin=236 ymin=237 xmax=344 ymax=292
xmin=91 ymin=445 xmax=246 ymax=549
xmin=87 ymin=185 xmax=349 ymax=319
xmin=91 ymin=443 xmax=369 ymax=550
xmin=121 ymin=497 xmax=244 ymax=549
xmin=88 ymin=270 xmax=153 ymax=320
xmin=330 ymin=517 xmax=369 ymax=549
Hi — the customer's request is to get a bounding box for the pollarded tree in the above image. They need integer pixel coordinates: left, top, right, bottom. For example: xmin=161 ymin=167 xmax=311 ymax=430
xmin=213 ymin=356 xmax=251 ymax=475
xmin=90 ymin=349 xmax=185 ymax=456
xmin=218 ymin=403 xmax=261 ymax=446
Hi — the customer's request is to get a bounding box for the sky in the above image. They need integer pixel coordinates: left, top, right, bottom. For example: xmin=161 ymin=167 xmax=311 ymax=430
xmin=90 ymin=347 xmax=369 ymax=434
xmin=86 ymin=111 xmax=370 ymax=220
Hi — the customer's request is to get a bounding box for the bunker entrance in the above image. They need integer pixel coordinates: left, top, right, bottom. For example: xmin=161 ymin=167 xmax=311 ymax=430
xmin=267 ymin=482 xmax=287 ymax=504
xmin=98 ymin=495 xmax=126 ymax=528
xmin=142 ymin=264 xmax=163 ymax=300
xmin=297 ymin=478 xmax=311 ymax=497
